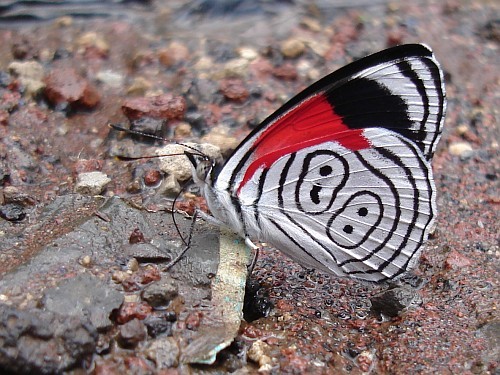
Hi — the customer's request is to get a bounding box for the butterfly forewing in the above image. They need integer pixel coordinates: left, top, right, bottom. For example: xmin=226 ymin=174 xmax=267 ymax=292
xmin=208 ymin=44 xmax=445 ymax=282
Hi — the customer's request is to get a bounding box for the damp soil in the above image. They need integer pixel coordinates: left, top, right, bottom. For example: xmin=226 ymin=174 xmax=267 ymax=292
xmin=0 ymin=1 xmax=498 ymax=374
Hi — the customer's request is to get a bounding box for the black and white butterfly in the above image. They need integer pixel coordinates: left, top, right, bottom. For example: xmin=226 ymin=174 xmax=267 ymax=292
xmin=186 ymin=43 xmax=446 ymax=283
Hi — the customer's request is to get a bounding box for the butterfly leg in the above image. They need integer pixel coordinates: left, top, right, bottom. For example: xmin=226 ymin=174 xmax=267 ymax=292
xmin=163 ymin=210 xmax=198 ymax=271
xmin=245 ymin=237 xmax=260 ymax=275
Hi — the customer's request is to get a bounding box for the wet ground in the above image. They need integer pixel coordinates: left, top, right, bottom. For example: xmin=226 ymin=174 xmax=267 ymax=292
xmin=0 ymin=0 xmax=498 ymax=374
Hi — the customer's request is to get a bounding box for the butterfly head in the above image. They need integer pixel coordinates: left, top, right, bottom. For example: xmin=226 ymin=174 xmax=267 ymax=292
xmin=185 ymin=151 xmax=217 ymax=187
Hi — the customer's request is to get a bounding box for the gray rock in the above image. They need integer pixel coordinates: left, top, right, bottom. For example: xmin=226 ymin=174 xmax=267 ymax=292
xmin=0 ymin=303 xmax=97 ymax=374
xmin=42 ymin=272 xmax=124 ymax=331
xmin=118 ymin=318 xmax=147 ymax=348
xmin=141 ymin=275 xmax=178 ymax=307
xmin=370 ymin=286 xmax=421 ymax=318
xmin=144 ymin=336 xmax=180 ymax=368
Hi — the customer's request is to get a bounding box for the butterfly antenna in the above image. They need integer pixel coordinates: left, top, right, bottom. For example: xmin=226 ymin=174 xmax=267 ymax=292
xmin=109 ymin=123 xmax=208 ymax=158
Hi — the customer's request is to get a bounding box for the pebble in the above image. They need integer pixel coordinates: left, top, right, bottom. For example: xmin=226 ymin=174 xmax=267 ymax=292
xmin=144 ymin=336 xmax=180 ymax=368
xmin=144 ymin=315 xmax=174 ymax=338
xmin=449 ymin=141 xmax=474 ymax=159
xmin=222 ymin=58 xmax=249 ymax=78
xmin=44 ymin=67 xmax=100 ymax=109
xmin=141 ymin=276 xmax=179 ymax=308
xmin=118 ymin=319 xmax=147 ymax=348
xmin=156 ymin=142 xmax=222 ymax=182
xmin=116 ymin=302 xmax=153 ymax=324
xmin=73 ymin=158 xmax=103 ymax=174
xmin=158 ymin=41 xmax=190 ymax=67
xmin=0 ymin=203 xmax=26 ymax=221
xmin=122 ymin=94 xmax=186 ymax=121
xmin=76 ymin=32 xmax=109 ymax=56
xmin=200 ymin=127 xmax=240 ymax=157
xmin=219 ymin=78 xmax=249 ymax=102
xmin=74 ymin=171 xmax=111 ymax=196
xmin=272 ymin=63 xmax=298 ymax=80
xmin=173 ymin=122 xmax=192 ymax=138
xmin=8 ymin=60 xmax=45 ymax=97
xmin=281 ymin=38 xmax=306 ymax=58
xmin=444 ymin=250 xmax=472 ymax=269
xmin=248 ymin=340 xmax=272 ymax=368
xmin=237 ymin=46 xmax=259 ymax=60
xmin=3 ymin=186 xmax=36 ymax=206
xmin=126 ymin=77 xmax=152 ymax=96
xmin=370 ymin=287 xmax=419 ymax=318
xmin=96 ymin=69 xmax=124 ymax=88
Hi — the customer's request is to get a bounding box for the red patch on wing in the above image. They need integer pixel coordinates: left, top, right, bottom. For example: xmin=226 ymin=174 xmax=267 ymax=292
xmin=237 ymin=94 xmax=370 ymax=194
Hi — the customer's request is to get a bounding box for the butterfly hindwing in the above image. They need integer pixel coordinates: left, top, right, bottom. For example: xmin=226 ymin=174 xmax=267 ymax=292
xmin=236 ymin=128 xmax=435 ymax=282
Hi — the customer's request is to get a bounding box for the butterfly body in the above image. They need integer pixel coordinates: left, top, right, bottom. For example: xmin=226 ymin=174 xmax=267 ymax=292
xmin=188 ymin=44 xmax=446 ymax=283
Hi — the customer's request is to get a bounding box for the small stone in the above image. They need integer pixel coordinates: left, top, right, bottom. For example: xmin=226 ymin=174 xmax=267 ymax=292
xmin=174 ymin=122 xmax=192 ymax=138
xmin=444 ymin=250 xmax=472 ymax=269
xmin=185 ymin=311 xmax=202 ymax=331
xmin=74 ymin=171 xmax=111 ymax=196
xmin=79 ymin=255 xmax=92 ymax=267
xmin=0 ymin=203 xmax=26 ymax=221
xmin=126 ymin=77 xmax=152 ymax=96
xmin=144 ymin=314 xmax=175 ymax=338
xmin=200 ymin=127 xmax=240 ymax=157
xmin=118 ymin=319 xmax=147 ymax=348
xmin=112 ymin=270 xmax=129 ymax=283
xmin=219 ymin=78 xmax=249 ymax=102
xmin=272 ymin=63 xmax=298 ymax=80
xmin=127 ymin=258 xmax=140 ymax=272
xmin=156 ymin=142 xmax=222 ymax=182
xmin=248 ymin=340 xmax=272 ymax=366
xmin=8 ymin=60 xmax=45 ymax=97
xmin=281 ymin=38 xmax=306 ymax=58
xmin=237 ymin=47 xmax=258 ymax=60
xmin=300 ymin=17 xmax=322 ymax=32
xmin=116 ymin=302 xmax=153 ymax=324
xmin=143 ymin=169 xmax=162 ymax=186
xmin=141 ymin=276 xmax=179 ymax=308
xmin=73 ymin=158 xmax=103 ymax=174
xmin=122 ymin=94 xmax=186 ymax=121
xmin=144 ymin=336 xmax=180 ymax=368
xmin=96 ymin=69 xmax=124 ymax=88
xmin=76 ymin=32 xmax=109 ymax=56
xmin=129 ymin=228 xmax=146 ymax=244
xmin=158 ymin=42 xmax=189 ymax=67
xmin=3 ymin=186 xmax=36 ymax=206
xmin=223 ymin=58 xmax=249 ymax=78
xmin=449 ymin=141 xmax=474 ymax=159
xmin=44 ymin=67 xmax=100 ymax=109
xmin=370 ymin=287 xmax=419 ymax=318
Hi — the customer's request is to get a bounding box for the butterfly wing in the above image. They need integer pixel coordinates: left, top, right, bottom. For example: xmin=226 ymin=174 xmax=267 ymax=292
xmin=211 ymin=44 xmax=446 ymax=282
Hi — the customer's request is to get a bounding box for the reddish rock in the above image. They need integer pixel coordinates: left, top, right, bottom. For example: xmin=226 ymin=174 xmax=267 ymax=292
xmin=444 ymin=250 xmax=472 ymax=269
xmin=122 ymin=94 xmax=186 ymax=121
xmin=116 ymin=302 xmax=153 ymax=324
xmin=272 ymin=63 xmax=298 ymax=80
xmin=0 ymin=90 xmax=21 ymax=112
xmin=219 ymin=79 xmax=249 ymax=102
xmin=143 ymin=169 xmax=162 ymax=186
xmin=73 ymin=159 xmax=103 ymax=174
xmin=123 ymin=356 xmax=155 ymax=373
xmin=185 ymin=311 xmax=203 ymax=331
xmin=129 ymin=228 xmax=145 ymax=244
xmin=44 ymin=67 xmax=100 ymax=108
xmin=118 ymin=318 xmax=147 ymax=348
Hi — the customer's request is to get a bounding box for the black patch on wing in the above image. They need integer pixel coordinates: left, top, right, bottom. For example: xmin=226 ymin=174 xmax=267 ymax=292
xmin=325 ymin=77 xmax=415 ymax=140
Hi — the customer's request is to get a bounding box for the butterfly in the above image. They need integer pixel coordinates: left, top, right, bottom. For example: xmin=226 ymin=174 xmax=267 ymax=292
xmin=186 ymin=43 xmax=446 ymax=283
